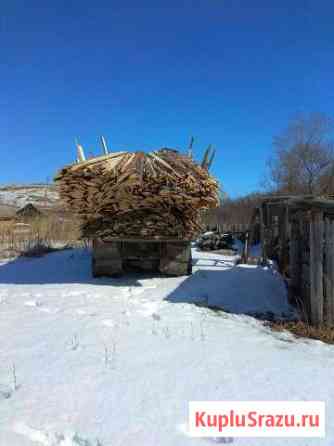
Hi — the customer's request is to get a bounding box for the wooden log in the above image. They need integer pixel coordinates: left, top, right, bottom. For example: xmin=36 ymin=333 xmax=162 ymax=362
xmin=310 ymin=211 xmax=324 ymax=325
xmin=324 ymin=217 xmax=334 ymax=326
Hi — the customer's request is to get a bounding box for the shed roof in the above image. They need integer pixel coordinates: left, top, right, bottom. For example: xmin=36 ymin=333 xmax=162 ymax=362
xmin=16 ymin=203 xmax=42 ymax=218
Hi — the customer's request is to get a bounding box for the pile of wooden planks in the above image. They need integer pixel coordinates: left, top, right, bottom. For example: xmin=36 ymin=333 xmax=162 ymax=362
xmin=55 ymin=148 xmax=220 ymax=240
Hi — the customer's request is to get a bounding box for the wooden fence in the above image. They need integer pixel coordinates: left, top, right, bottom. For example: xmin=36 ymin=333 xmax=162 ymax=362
xmin=253 ymin=196 xmax=334 ymax=326
xmin=205 ymin=223 xmax=250 ymax=234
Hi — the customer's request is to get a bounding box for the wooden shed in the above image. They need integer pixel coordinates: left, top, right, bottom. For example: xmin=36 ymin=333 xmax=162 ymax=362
xmin=16 ymin=203 xmax=42 ymax=220
xmin=251 ymin=195 xmax=334 ymax=326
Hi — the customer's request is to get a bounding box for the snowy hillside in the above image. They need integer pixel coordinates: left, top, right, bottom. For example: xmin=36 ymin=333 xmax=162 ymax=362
xmin=0 ymin=248 xmax=332 ymax=445
xmin=0 ymin=185 xmax=60 ymax=209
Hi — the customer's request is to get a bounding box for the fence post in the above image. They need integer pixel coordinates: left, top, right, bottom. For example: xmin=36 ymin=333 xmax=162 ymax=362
xmin=324 ymin=217 xmax=334 ymax=326
xmin=310 ymin=211 xmax=324 ymax=325
xmin=279 ymin=205 xmax=290 ymax=273
xmin=242 ymin=231 xmax=249 ymax=264
xmin=259 ymin=205 xmax=267 ymax=263
xmin=247 ymin=208 xmax=258 ymax=247
xmin=289 ymin=219 xmax=300 ymax=289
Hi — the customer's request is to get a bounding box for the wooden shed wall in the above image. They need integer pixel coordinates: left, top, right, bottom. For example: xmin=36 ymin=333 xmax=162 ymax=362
xmin=259 ymin=198 xmax=334 ymax=326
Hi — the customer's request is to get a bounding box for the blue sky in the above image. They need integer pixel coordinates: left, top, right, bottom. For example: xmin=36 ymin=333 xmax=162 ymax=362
xmin=1 ymin=0 xmax=333 ymax=197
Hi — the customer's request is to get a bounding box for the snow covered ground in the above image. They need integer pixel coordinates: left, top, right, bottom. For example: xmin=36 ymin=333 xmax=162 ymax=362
xmin=0 ymin=186 xmax=59 ymax=209
xmin=0 ymin=248 xmax=333 ymax=445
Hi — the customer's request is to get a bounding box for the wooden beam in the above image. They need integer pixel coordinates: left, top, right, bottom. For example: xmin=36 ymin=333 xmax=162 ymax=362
xmin=289 ymin=218 xmax=300 ymax=289
xmin=101 ymin=136 xmax=109 ymax=155
xmin=280 ymin=205 xmax=290 ymax=273
xmin=242 ymin=231 xmax=249 ymax=263
xmin=207 ymin=148 xmax=216 ymax=170
xmin=76 ymin=144 xmax=86 ymax=162
xmin=324 ymin=217 xmax=334 ymax=326
xmin=188 ymin=136 xmax=194 ymax=159
xmin=201 ymin=145 xmax=212 ymax=169
xmin=56 ymin=152 xmax=127 ymax=175
xmin=259 ymin=204 xmax=267 ymax=263
xmin=247 ymin=207 xmax=259 ymax=246
xmin=310 ymin=211 xmax=324 ymax=325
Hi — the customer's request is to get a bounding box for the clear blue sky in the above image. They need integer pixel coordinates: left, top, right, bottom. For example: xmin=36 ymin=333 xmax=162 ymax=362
xmin=1 ymin=0 xmax=333 ymax=197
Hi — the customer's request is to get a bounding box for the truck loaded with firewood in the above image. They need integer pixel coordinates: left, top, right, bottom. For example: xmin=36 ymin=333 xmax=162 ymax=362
xmin=55 ymin=139 xmax=219 ymax=276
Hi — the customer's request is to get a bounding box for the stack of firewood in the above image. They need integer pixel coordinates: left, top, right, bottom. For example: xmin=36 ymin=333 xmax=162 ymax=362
xmin=55 ymin=147 xmax=219 ymax=240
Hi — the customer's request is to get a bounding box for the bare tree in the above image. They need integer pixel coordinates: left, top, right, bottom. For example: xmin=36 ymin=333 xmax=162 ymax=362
xmin=266 ymin=113 xmax=334 ymax=195
xmin=204 ymin=193 xmax=264 ymax=227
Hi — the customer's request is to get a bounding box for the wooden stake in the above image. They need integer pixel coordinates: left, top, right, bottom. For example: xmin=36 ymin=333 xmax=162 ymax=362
xmin=76 ymin=142 xmax=86 ymax=162
xmin=101 ymin=136 xmax=109 ymax=155
xmin=188 ymin=136 xmax=194 ymax=159
xmin=201 ymin=145 xmax=212 ymax=169
xmin=207 ymin=148 xmax=216 ymax=170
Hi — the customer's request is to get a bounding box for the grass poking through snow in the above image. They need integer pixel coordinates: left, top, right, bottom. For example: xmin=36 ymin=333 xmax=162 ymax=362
xmin=269 ymin=320 xmax=334 ymax=344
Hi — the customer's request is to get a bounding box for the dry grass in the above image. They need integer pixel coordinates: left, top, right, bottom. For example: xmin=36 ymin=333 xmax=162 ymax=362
xmin=19 ymin=242 xmax=64 ymax=258
xmin=269 ymin=320 xmax=334 ymax=344
xmin=0 ymin=213 xmax=81 ymax=257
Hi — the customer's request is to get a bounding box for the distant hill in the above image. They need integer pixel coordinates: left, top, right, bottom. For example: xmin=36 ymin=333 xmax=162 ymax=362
xmin=0 ymin=184 xmax=60 ymax=210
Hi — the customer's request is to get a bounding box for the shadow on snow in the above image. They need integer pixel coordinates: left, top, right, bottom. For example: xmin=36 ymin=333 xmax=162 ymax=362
xmin=0 ymin=248 xmax=142 ymax=286
xmin=0 ymin=248 xmax=292 ymax=319
xmin=165 ymin=265 xmax=292 ymax=319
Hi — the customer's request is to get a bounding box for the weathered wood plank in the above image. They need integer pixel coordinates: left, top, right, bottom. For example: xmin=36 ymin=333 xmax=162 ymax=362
xmin=92 ymin=239 xmax=192 ymax=277
xmin=55 ymin=149 xmax=220 ymax=241
xmin=310 ymin=211 xmax=324 ymax=325
xmin=279 ymin=205 xmax=289 ymax=273
xmin=259 ymin=205 xmax=267 ymax=262
xmin=324 ymin=217 xmax=334 ymax=326
xmin=289 ymin=220 xmax=300 ymax=289
xmin=242 ymin=231 xmax=249 ymax=263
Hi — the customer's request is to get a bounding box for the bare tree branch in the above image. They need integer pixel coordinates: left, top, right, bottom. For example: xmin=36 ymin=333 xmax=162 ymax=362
xmin=265 ymin=113 xmax=334 ymax=195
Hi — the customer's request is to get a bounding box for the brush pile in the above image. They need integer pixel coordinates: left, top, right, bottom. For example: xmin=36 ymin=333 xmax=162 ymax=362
xmin=55 ymin=148 xmax=220 ymax=240
xmin=196 ymin=231 xmax=235 ymax=251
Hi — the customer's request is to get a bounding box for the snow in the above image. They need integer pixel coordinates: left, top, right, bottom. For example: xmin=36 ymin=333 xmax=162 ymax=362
xmin=0 ymin=248 xmax=332 ymax=445
xmin=170 ymin=262 xmax=294 ymax=317
xmin=232 ymin=238 xmax=244 ymax=254
xmin=250 ymin=243 xmax=262 ymax=257
xmin=0 ymin=186 xmax=59 ymax=209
